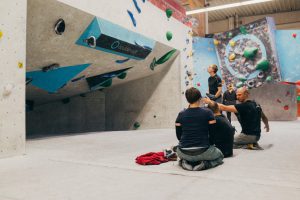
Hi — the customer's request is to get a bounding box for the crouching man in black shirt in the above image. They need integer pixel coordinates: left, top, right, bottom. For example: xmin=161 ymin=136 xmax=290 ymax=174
xmin=175 ymin=88 xmax=224 ymax=171
xmin=208 ymin=102 xmax=234 ymax=157
xmin=205 ymin=87 xmax=269 ymax=149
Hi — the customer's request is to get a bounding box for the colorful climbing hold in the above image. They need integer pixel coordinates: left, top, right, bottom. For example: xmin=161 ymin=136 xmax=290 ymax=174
xmin=133 ymin=122 xmax=140 ymax=129
xmin=133 ymin=0 xmax=141 ymax=13
xmin=166 ymin=31 xmax=173 ymax=41
xmin=155 ymin=49 xmax=177 ymax=65
xmin=284 ymin=105 xmax=289 ymax=111
xmin=266 ymin=76 xmax=272 ymax=82
xmin=236 ymin=82 xmax=244 ymax=88
xmin=18 ymin=62 xmax=23 ymax=69
xmin=229 ymin=53 xmax=236 ymax=62
xmin=256 ymin=59 xmax=269 ymax=71
xmin=127 ymin=10 xmax=136 ymax=27
xmin=117 ymin=72 xmax=127 ymax=79
xmin=166 ymin=8 xmax=173 ymax=19
xmin=292 ymin=33 xmax=297 ymax=38
xmin=229 ymin=40 xmax=235 ymax=47
xmin=243 ymin=47 xmax=258 ymax=60
xmin=227 ymin=32 xmax=233 ymax=38
xmin=116 ymin=58 xmax=130 ymax=64
xmin=213 ymin=39 xmax=219 ymax=45
xmin=239 ymin=26 xmax=248 ymax=34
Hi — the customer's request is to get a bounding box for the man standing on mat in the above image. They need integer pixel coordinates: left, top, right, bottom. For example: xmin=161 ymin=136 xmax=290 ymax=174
xmin=207 ymin=64 xmax=223 ymax=103
xmin=204 ymin=87 xmax=270 ymax=149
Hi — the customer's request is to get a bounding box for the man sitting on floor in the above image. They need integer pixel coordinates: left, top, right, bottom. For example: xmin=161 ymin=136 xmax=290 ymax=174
xmin=208 ymin=102 xmax=234 ymax=157
xmin=175 ymin=87 xmax=224 ymax=171
xmin=205 ymin=87 xmax=269 ymax=149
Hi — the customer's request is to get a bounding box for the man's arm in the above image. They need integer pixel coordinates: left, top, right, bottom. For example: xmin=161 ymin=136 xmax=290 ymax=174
xmin=217 ymin=103 xmax=238 ymax=113
xmin=261 ymin=110 xmax=270 ymax=132
xmin=215 ymin=86 xmax=222 ymax=98
xmin=175 ymin=123 xmax=182 ymax=140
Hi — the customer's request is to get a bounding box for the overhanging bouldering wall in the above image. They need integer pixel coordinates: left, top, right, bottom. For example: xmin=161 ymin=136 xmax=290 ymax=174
xmin=192 ymin=17 xmax=298 ymax=121
xmin=26 ymin=0 xmax=192 ymax=134
xmin=0 ymin=0 xmax=26 ymax=158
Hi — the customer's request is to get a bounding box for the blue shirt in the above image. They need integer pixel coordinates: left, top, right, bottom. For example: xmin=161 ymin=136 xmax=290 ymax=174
xmin=175 ymin=107 xmax=215 ymax=148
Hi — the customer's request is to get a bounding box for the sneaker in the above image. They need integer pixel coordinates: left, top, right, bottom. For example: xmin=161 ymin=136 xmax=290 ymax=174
xmin=181 ymin=160 xmax=193 ymax=171
xmin=247 ymin=143 xmax=254 ymax=150
xmin=253 ymin=143 xmax=264 ymax=150
xmin=192 ymin=161 xmax=205 ymax=171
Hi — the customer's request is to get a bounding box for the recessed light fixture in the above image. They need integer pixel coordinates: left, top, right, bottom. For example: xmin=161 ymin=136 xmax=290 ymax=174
xmin=186 ymin=0 xmax=273 ymax=15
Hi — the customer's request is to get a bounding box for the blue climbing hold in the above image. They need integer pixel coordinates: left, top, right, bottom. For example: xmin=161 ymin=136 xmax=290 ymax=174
xmin=133 ymin=0 xmax=141 ymax=13
xmin=127 ymin=10 xmax=136 ymax=27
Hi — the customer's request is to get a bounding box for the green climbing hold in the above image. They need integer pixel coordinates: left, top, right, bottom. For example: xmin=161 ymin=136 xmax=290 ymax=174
xmin=117 ymin=72 xmax=127 ymax=79
xmin=166 ymin=31 xmax=173 ymax=41
xmin=256 ymin=59 xmax=270 ymax=71
xmin=266 ymin=76 xmax=272 ymax=82
xmin=243 ymin=47 xmax=258 ymax=59
xmin=150 ymin=57 xmax=157 ymax=70
xmin=156 ymin=49 xmax=177 ymax=65
xmin=133 ymin=122 xmax=140 ymax=129
xmin=227 ymin=32 xmax=233 ymax=38
xmin=297 ymin=96 xmax=300 ymax=101
xmin=100 ymin=79 xmax=112 ymax=87
xmin=239 ymin=26 xmax=248 ymax=34
xmin=236 ymin=82 xmax=244 ymax=88
xmin=166 ymin=8 xmax=173 ymax=19
xmin=237 ymin=75 xmax=247 ymax=82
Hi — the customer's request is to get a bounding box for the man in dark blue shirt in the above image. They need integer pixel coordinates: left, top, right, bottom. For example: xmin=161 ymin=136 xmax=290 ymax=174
xmin=175 ymin=87 xmax=224 ymax=171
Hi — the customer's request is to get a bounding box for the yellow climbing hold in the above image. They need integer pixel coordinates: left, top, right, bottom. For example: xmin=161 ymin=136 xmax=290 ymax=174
xmin=18 ymin=62 xmax=23 ymax=69
xmin=0 ymin=31 xmax=3 ymax=39
xmin=213 ymin=39 xmax=219 ymax=45
xmin=229 ymin=53 xmax=236 ymax=62
xmin=229 ymin=40 xmax=235 ymax=47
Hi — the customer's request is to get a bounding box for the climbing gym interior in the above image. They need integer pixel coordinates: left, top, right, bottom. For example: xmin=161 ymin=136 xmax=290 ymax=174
xmin=0 ymin=0 xmax=300 ymax=199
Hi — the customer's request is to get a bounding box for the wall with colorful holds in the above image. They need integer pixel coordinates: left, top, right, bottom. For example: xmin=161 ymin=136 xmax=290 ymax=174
xmin=0 ymin=0 xmax=26 ymax=158
xmin=26 ymin=0 xmax=192 ymax=134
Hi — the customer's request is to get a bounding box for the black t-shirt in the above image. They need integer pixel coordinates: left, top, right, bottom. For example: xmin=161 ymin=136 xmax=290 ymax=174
xmin=175 ymin=107 xmax=215 ymax=148
xmin=209 ymin=115 xmax=234 ymax=157
xmin=235 ymin=101 xmax=262 ymax=136
xmin=223 ymin=90 xmax=236 ymax=105
xmin=208 ymin=75 xmax=222 ymax=95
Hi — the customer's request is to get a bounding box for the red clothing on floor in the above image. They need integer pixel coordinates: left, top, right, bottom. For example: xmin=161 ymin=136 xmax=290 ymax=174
xmin=135 ymin=152 xmax=168 ymax=165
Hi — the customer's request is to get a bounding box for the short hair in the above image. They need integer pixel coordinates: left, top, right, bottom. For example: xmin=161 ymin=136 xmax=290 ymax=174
xmin=185 ymin=87 xmax=202 ymax=104
xmin=208 ymin=101 xmax=220 ymax=114
xmin=210 ymin=64 xmax=218 ymax=73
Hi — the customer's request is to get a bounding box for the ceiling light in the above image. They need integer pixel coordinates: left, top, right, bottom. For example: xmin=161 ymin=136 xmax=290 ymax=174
xmin=186 ymin=0 xmax=273 ymax=15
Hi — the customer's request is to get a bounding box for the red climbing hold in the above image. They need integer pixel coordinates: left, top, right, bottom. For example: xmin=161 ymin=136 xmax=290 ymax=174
xmin=276 ymin=99 xmax=282 ymax=103
xmin=292 ymin=33 xmax=297 ymax=38
xmin=197 ymin=83 xmax=201 ymax=87
xmin=284 ymin=105 xmax=289 ymax=110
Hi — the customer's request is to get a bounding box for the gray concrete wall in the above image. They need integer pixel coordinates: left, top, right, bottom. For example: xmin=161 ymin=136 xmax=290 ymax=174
xmin=26 ymin=92 xmax=105 ymax=138
xmin=249 ymin=83 xmax=298 ymax=121
xmin=0 ymin=0 xmax=26 ymax=158
xmin=105 ymin=56 xmax=182 ymax=131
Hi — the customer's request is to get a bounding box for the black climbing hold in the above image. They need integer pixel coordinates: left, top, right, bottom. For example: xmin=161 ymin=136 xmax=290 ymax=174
xmin=54 ymin=18 xmax=65 ymax=35
xmin=79 ymin=93 xmax=86 ymax=97
xmin=133 ymin=122 xmax=140 ymax=129
xmin=26 ymin=78 xmax=33 ymax=85
xmin=84 ymin=36 xmax=96 ymax=48
xmin=42 ymin=63 xmax=60 ymax=72
xmin=153 ymin=115 xmax=157 ymax=118
xmin=62 ymin=98 xmax=70 ymax=104
xmin=71 ymin=75 xmax=86 ymax=82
